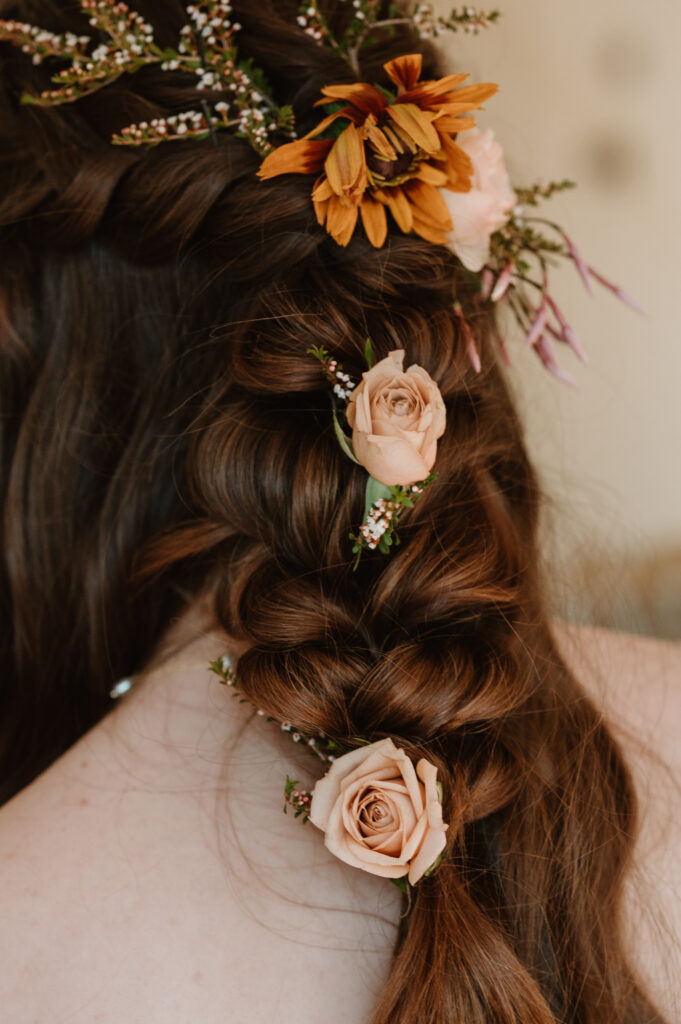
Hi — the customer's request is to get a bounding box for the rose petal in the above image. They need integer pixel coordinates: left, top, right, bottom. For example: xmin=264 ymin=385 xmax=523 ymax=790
xmin=309 ymin=738 xmax=398 ymax=831
xmin=399 ymin=807 xmax=429 ymax=862
xmin=407 ymin=823 xmax=448 ymax=884
xmin=352 ymin=431 xmax=430 ymax=486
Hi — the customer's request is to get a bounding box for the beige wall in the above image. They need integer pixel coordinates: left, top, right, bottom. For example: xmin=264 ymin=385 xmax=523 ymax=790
xmin=437 ymin=0 xmax=681 ymax=635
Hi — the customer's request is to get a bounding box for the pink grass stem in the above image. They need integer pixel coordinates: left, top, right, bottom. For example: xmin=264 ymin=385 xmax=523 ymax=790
xmin=586 ymin=265 xmax=647 ymax=316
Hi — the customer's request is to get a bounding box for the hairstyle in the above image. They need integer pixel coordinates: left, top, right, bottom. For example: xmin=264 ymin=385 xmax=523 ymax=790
xmin=0 ymin=2 xmax=666 ymax=1021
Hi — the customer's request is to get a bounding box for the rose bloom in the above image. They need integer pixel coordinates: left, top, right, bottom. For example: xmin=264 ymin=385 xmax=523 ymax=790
xmin=346 ymin=349 xmax=446 ymax=487
xmin=309 ymin=737 xmax=448 ymax=884
xmin=441 ymin=127 xmax=515 ymax=272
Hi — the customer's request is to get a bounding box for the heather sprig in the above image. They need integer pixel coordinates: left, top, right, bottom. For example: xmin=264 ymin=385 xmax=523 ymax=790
xmin=349 ymin=474 xmax=436 ymax=569
xmin=284 ymin=777 xmax=313 ymax=822
xmin=0 ymin=0 xmax=295 ymax=156
xmin=208 ymin=656 xmax=344 ymax=765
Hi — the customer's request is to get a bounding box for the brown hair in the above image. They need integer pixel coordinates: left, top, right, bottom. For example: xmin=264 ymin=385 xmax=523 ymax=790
xmin=0 ymin=1 xmax=665 ymax=1021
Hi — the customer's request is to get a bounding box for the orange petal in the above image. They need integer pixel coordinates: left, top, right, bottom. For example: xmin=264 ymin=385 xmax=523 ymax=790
xmin=325 ymin=194 xmax=359 ymax=247
xmin=360 ymin=197 xmax=388 ymax=248
xmin=257 ymin=138 xmax=332 ymax=179
xmin=438 ymin=135 xmax=474 ymax=188
xmin=312 ymin=174 xmax=334 ymax=202
xmin=404 ymin=179 xmax=453 ymax=231
xmin=317 ymin=82 xmax=387 ymax=117
xmin=398 ymin=72 xmax=470 ymax=107
xmin=313 ymin=194 xmax=329 ymax=227
xmin=374 ymin=186 xmax=413 ymax=234
xmin=441 ymin=82 xmax=498 ymax=107
xmin=433 ymin=114 xmax=477 ymax=134
xmin=411 ymin=215 xmax=448 ymax=246
xmin=414 ymin=162 xmax=450 ymax=187
xmin=383 ymin=53 xmax=423 ymax=93
xmin=324 ymin=122 xmax=367 ymax=200
xmin=305 ymin=105 xmax=363 ymax=138
xmin=364 ymin=120 xmax=397 ymax=161
xmin=387 ymin=103 xmax=440 ymax=154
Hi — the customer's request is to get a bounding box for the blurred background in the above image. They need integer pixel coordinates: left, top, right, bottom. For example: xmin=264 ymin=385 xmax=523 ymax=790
xmin=438 ymin=0 xmax=681 ymax=639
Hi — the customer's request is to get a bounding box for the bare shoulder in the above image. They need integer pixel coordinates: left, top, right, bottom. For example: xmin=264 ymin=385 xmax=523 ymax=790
xmin=553 ymin=622 xmax=681 ymax=1019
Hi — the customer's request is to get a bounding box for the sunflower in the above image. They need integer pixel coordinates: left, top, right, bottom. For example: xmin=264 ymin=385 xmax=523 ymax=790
xmin=257 ymin=53 xmax=498 ymax=248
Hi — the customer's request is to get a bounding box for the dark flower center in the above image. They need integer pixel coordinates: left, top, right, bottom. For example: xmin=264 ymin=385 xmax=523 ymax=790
xmin=365 ymin=120 xmax=418 ymax=183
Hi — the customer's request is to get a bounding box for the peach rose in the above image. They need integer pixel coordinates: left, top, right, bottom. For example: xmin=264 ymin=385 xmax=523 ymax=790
xmin=441 ymin=128 xmax=515 ymax=272
xmin=309 ymin=737 xmax=448 ymax=885
xmin=346 ymin=350 xmax=446 ymax=487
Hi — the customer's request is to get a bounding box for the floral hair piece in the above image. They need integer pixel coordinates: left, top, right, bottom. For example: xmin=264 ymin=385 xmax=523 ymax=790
xmin=208 ymin=656 xmax=447 ymax=893
xmin=310 ymin=341 xmax=442 ymax=568
xmin=258 ymin=51 xmax=498 ymax=248
xmin=0 ymin=1 xmax=641 ymax=381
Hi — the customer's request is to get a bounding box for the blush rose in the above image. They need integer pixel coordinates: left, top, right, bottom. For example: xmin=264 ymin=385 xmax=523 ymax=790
xmin=441 ymin=128 xmax=515 ymax=273
xmin=309 ymin=737 xmax=448 ymax=885
xmin=345 ymin=349 xmax=446 ymax=487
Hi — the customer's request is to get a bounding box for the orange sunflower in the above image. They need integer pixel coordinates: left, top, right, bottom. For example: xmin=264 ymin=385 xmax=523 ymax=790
xmin=257 ymin=53 xmax=498 ymax=248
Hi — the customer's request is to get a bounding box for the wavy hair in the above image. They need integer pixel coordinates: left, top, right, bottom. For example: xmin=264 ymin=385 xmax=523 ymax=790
xmin=0 ymin=1 xmax=665 ymax=1021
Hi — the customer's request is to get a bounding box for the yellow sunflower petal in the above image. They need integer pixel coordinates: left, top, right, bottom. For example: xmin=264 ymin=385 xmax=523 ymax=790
xmin=324 ymin=122 xmax=367 ymax=200
xmin=404 ymin=180 xmax=453 ymax=231
xmin=433 ymin=114 xmax=477 ymax=134
xmin=316 ymin=82 xmax=387 ymax=117
xmin=383 ymin=53 xmax=423 ymax=93
xmin=411 ymin=215 xmax=448 ymax=245
xmin=360 ymin=197 xmax=388 ymax=248
xmin=374 ymin=186 xmax=414 ymax=233
xmin=414 ymin=162 xmax=451 ymax=187
xmin=387 ymin=103 xmax=440 ymax=154
xmin=325 ymin=194 xmax=359 ymax=246
xmin=305 ymin=105 xmax=362 ymax=139
xmin=398 ymin=73 xmax=470 ymax=107
xmin=312 ymin=175 xmax=334 ymax=202
xmin=313 ymin=194 xmax=329 ymax=227
xmin=441 ymin=82 xmax=498 ymax=107
xmin=438 ymin=135 xmax=474 ymax=189
xmin=257 ymin=138 xmax=332 ymax=179
xmin=364 ymin=119 xmax=398 ymax=161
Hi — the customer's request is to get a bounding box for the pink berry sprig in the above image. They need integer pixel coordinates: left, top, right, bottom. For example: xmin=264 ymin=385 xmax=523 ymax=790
xmin=284 ymin=776 xmax=313 ymax=822
xmin=349 ymin=474 xmax=435 ymax=569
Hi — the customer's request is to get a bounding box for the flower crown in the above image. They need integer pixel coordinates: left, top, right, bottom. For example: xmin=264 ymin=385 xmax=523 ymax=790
xmin=0 ymin=0 xmax=640 ymax=383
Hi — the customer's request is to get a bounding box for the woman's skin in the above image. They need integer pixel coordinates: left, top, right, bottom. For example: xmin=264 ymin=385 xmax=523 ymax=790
xmin=0 ymin=602 xmax=678 ymax=1023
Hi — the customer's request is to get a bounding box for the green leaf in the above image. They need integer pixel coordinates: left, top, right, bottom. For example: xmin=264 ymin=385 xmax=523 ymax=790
xmin=364 ymin=476 xmax=393 ymax=520
xmin=364 ymin=336 xmax=374 ymax=368
xmin=374 ymin=83 xmax=397 ymax=104
xmin=390 ymin=876 xmax=409 ymax=893
xmin=332 ymin=410 xmax=360 ymax=464
xmin=436 ymin=780 xmax=443 ymax=802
